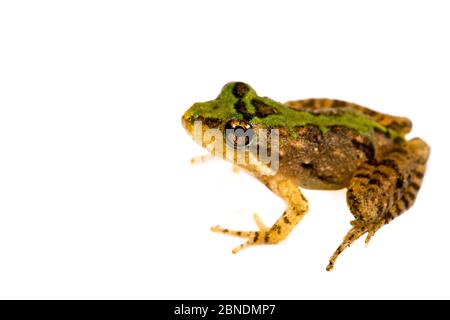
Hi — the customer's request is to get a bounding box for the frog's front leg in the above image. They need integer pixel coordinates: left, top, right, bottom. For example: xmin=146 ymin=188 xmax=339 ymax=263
xmin=211 ymin=178 xmax=309 ymax=253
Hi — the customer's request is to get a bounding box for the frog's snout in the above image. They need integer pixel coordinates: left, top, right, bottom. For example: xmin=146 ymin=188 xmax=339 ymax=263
xmin=181 ymin=114 xmax=194 ymax=138
xmin=181 ymin=102 xmax=201 ymax=133
xmin=181 ymin=112 xmax=188 ymax=131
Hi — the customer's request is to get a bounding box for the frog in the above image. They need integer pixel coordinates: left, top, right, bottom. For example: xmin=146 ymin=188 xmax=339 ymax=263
xmin=181 ymin=82 xmax=430 ymax=271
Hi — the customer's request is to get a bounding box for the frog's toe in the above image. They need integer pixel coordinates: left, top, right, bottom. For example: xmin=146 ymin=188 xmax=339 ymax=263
xmin=210 ymin=226 xmax=256 ymax=238
xmin=212 ymin=214 xmax=278 ymax=253
xmin=190 ymin=154 xmax=215 ymax=165
xmin=231 ymin=231 xmax=262 ymax=254
xmin=364 ymin=230 xmax=375 ymax=246
xmin=232 ymin=239 xmax=256 ymax=254
xmin=210 ymin=213 xmax=267 ymax=238
xmin=252 ymin=213 xmax=268 ymax=231
xmin=211 ymin=225 xmax=264 ymax=253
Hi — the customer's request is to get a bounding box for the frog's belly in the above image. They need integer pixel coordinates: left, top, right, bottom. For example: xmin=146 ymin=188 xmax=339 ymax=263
xmin=298 ymin=179 xmax=349 ymax=190
xmin=281 ymin=156 xmax=363 ymax=190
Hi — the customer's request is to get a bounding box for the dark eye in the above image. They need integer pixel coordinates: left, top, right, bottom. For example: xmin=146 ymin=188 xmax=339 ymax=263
xmin=224 ymin=119 xmax=255 ymax=148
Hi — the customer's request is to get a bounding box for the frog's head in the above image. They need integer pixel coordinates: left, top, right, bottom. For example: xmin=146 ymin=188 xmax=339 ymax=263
xmin=182 ymin=82 xmax=281 ymax=173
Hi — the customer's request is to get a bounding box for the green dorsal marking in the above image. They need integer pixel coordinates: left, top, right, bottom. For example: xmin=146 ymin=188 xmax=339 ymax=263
xmin=250 ymin=96 xmax=403 ymax=139
xmin=184 ymin=82 xmax=404 ymax=139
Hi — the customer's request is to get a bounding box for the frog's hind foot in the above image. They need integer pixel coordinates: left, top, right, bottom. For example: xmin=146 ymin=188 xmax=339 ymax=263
xmin=326 ymin=223 xmax=367 ymax=271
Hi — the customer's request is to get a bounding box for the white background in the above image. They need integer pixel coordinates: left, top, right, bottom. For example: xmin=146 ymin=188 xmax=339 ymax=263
xmin=0 ymin=1 xmax=449 ymax=299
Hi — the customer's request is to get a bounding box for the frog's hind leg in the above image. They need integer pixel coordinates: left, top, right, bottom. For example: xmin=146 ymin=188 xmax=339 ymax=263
xmin=365 ymin=139 xmax=429 ymax=244
xmin=327 ymin=138 xmax=430 ymax=271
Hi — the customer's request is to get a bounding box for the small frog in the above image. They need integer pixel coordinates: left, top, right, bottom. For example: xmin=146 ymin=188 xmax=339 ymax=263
xmin=181 ymin=82 xmax=429 ymax=271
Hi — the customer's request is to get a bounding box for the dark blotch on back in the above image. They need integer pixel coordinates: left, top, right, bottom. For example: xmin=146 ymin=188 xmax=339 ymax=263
xmin=251 ymin=99 xmax=278 ymax=118
xmin=393 ymin=137 xmax=405 ymax=145
xmin=387 ymin=123 xmax=405 ymax=133
xmin=303 ymin=99 xmax=316 ymax=108
xmin=232 ymin=82 xmax=250 ymax=98
xmin=234 ymin=100 xmax=253 ymax=121
xmin=297 ymin=125 xmax=322 ymax=143
xmin=374 ymin=127 xmax=391 ymax=139
xmin=331 ymin=100 xmax=348 ymax=108
xmin=351 ymin=138 xmax=376 ymax=164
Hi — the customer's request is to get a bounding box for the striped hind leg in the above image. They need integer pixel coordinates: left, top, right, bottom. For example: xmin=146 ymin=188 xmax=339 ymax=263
xmin=326 ymin=138 xmax=430 ymax=271
xmin=365 ymin=145 xmax=428 ymax=243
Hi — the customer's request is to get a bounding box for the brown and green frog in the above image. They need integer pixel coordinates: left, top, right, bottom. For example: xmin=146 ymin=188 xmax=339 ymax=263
xmin=181 ymin=82 xmax=429 ymax=271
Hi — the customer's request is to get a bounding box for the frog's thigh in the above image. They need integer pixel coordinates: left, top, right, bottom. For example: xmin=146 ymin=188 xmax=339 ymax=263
xmin=347 ymin=138 xmax=429 ymax=229
xmin=327 ymin=138 xmax=429 ymax=271
xmin=211 ymin=178 xmax=309 ymax=253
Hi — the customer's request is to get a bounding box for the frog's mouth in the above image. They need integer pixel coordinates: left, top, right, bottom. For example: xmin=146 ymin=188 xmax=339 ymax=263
xmin=181 ymin=113 xmax=216 ymax=149
xmin=181 ymin=113 xmax=193 ymax=135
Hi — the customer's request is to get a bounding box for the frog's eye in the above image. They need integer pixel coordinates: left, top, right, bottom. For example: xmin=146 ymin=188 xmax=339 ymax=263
xmin=224 ymin=119 xmax=255 ymax=148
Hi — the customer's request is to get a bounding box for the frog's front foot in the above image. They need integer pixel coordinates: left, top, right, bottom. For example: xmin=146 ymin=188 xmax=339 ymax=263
xmin=211 ymin=214 xmax=279 ymax=254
